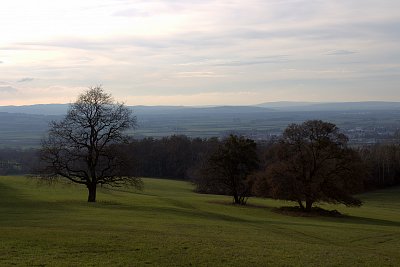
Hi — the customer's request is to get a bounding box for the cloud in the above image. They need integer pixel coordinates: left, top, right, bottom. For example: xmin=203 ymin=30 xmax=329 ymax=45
xmin=213 ymin=55 xmax=290 ymax=67
xmin=175 ymin=71 xmax=225 ymax=78
xmin=12 ymin=35 xmax=178 ymax=51
xmin=112 ymin=0 xmax=209 ymax=17
xmin=0 ymin=86 xmax=18 ymax=93
xmin=1 ymin=0 xmax=400 ymax=104
xmin=326 ymin=50 xmax=356 ymax=56
xmin=113 ymin=8 xmax=149 ymax=17
xmin=15 ymin=39 xmax=110 ymax=51
xmin=18 ymin=77 xmax=34 ymax=82
xmin=125 ymin=91 xmax=262 ymax=106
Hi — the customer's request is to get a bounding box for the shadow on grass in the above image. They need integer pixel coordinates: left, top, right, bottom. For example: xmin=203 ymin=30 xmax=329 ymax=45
xmin=275 ymin=206 xmax=400 ymax=227
xmin=272 ymin=205 xmax=400 ymax=228
xmin=3 ymin=179 xmax=399 ymax=229
xmin=208 ymin=200 xmax=273 ymax=209
xmin=98 ymin=186 xmax=158 ymax=197
xmin=208 ymin=199 xmax=400 ymax=228
xmin=0 ymin=181 xmax=73 ymax=222
xmin=273 ymin=206 xmax=344 ymax=217
xmin=330 ymin=215 xmax=400 ymax=228
xmin=96 ymin=200 xmax=252 ymax=223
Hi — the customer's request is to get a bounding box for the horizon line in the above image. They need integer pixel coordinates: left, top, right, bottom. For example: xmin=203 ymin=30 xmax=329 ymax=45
xmin=1 ymin=100 xmax=400 ymax=108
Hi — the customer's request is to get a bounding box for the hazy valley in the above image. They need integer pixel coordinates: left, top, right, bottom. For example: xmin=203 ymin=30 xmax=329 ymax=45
xmin=0 ymin=101 xmax=399 ymax=147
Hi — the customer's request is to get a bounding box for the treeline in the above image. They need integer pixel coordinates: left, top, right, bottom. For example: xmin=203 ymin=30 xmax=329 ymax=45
xmin=0 ymin=148 xmax=38 ymax=175
xmin=118 ymin=136 xmax=220 ymax=179
xmin=360 ymin=145 xmax=400 ymax=188
xmin=0 ymin=135 xmax=399 ymax=189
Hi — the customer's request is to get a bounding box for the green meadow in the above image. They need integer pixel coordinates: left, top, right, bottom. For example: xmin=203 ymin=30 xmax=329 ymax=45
xmin=0 ymin=176 xmax=399 ymax=266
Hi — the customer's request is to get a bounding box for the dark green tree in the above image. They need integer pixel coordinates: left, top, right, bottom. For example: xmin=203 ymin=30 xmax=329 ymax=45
xmin=39 ymin=86 xmax=142 ymax=202
xmin=194 ymin=135 xmax=258 ymax=205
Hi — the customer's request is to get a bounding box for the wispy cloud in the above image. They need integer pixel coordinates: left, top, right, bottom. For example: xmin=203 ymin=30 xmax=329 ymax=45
xmin=213 ymin=56 xmax=290 ymax=67
xmin=326 ymin=50 xmax=356 ymax=56
xmin=113 ymin=8 xmax=150 ymax=17
xmin=0 ymin=86 xmax=18 ymax=93
xmin=175 ymin=71 xmax=226 ymax=78
xmin=18 ymin=77 xmax=34 ymax=83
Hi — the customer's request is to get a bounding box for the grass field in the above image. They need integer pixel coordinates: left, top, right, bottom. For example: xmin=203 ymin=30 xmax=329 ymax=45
xmin=0 ymin=176 xmax=399 ymax=266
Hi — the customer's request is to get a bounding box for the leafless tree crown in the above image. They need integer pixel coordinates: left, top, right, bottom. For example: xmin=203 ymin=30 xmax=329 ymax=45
xmin=39 ymin=86 xmax=141 ymax=201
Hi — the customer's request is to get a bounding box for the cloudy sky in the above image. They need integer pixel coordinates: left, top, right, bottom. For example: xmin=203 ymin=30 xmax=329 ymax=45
xmin=0 ymin=0 xmax=399 ymax=105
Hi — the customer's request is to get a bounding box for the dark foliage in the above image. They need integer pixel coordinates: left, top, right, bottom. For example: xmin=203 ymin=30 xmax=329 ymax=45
xmin=193 ymin=135 xmax=259 ymax=205
xmin=359 ymin=144 xmax=400 ymax=188
xmin=118 ymin=135 xmax=220 ymax=180
xmin=0 ymin=148 xmax=38 ymax=175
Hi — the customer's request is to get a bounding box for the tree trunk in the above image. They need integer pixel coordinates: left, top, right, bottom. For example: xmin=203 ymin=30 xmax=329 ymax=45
xmin=305 ymin=200 xmax=313 ymax=212
xmin=233 ymin=193 xmax=240 ymax=204
xmin=298 ymin=200 xmax=305 ymax=210
xmin=239 ymin=196 xmax=248 ymax=205
xmin=87 ymin=184 xmax=97 ymax=202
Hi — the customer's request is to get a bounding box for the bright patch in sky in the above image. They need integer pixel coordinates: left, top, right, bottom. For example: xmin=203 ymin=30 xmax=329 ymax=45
xmin=0 ymin=0 xmax=399 ymax=105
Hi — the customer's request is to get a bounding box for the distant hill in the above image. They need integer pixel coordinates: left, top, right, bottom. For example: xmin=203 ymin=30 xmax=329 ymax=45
xmin=0 ymin=104 xmax=272 ymax=116
xmin=1 ymin=102 xmax=400 ymax=116
xmin=133 ymin=105 xmax=272 ymax=116
xmin=0 ymin=112 xmax=60 ymax=147
xmin=256 ymin=101 xmax=314 ymax=109
xmin=257 ymin=101 xmax=400 ymax=111
xmin=0 ymin=104 xmax=69 ymax=115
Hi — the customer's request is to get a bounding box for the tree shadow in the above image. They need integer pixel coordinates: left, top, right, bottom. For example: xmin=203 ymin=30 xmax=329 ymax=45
xmin=273 ymin=205 xmax=400 ymax=228
xmin=98 ymin=186 xmax=157 ymax=197
xmin=208 ymin=200 xmax=400 ymax=228
xmin=329 ymin=215 xmax=400 ymax=228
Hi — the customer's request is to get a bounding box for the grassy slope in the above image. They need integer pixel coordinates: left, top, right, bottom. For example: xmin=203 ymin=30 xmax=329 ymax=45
xmin=0 ymin=176 xmax=399 ymax=266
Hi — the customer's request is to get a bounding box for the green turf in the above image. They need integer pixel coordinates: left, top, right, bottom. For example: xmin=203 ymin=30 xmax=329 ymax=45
xmin=0 ymin=176 xmax=399 ymax=266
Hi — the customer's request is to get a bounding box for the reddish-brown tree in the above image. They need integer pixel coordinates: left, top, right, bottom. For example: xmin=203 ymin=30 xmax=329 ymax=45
xmin=253 ymin=120 xmax=364 ymax=212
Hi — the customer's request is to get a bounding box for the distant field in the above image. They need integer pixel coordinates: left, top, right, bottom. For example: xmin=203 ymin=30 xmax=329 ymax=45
xmin=2 ymin=109 xmax=400 ymax=147
xmin=0 ymin=176 xmax=399 ymax=266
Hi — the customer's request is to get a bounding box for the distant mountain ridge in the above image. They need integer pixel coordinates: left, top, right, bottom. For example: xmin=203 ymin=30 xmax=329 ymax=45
xmin=0 ymin=104 xmax=273 ymax=116
xmin=0 ymin=104 xmax=69 ymax=115
xmin=257 ymin=101 xmax=400 ymax=111
xmin=1 ymin=101 xmax=400 ymax=116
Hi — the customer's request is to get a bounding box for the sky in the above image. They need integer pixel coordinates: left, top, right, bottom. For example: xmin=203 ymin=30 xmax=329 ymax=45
xmin=0 ymin=0 xmax=399 ymax=106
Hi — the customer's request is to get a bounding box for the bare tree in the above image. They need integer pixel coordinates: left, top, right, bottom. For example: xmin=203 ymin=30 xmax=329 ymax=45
xmin=39 ymin=86 xmax=142 ymax=202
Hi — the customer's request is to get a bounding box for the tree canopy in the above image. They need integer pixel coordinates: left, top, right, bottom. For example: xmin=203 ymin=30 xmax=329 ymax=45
xmin=193 ymin=135 xmax=258 ymax=205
